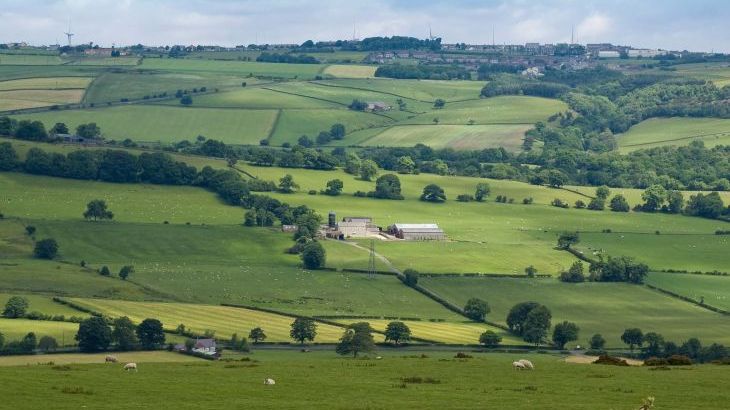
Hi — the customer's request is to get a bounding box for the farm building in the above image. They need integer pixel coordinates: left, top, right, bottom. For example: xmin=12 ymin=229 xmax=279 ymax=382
xmin=323 ymin=214 xmax=379 ymax=239
xmin=367 ymin=102 xmax=391 ymax=111
xmin=338 ymin=217 xmax=379 ymax=237
xmin=192 ymin=339 xmax=217 ymax=356
xmin=388 ymin=224 xmax=446 ymax=241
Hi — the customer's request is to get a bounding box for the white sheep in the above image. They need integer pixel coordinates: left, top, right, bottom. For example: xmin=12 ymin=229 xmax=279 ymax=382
xmin=512 ymin=361 xmax=526 ymax=370
xmin=264 ymin=378 xmax=275 ymax=385
xmin=518 ymin=359 xmax=534 ymax=370
xmin=123 ymin=363 xmax=137 ymax=372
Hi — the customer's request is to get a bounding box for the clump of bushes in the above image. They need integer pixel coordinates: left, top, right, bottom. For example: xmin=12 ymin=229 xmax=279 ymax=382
xmin=644 ymin=355 xmax=692 ymax=366
xmin=593 ymin=354 xmax=629 ymax=366
xmin=454 ymin=352 xmax=472 ymax=359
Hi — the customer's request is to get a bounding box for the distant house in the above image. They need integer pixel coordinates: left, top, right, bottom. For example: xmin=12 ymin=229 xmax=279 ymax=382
xmin=193 ymin=339 xmax=217 ymax=355
xmin=598 ymin=50 xmax=620 ymax=58
xmin=367 ymin=102 xmax=391 ymax=112
xmin=388 ymin=224 xmax=445 ymax=241
xmin=281 ymin=225 xmax=298 ymax=233
xmin=84 ymin=48 xmax=114 ymax=57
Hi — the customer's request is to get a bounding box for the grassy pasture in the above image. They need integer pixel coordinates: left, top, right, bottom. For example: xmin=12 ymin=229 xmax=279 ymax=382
xmin=0 ymin=318 xmax=79 ymax=344
xmin=0 ymin=173 xmax=243 ymax=224
xmin=674 ymin=62 xmax=730 ymax=87
xmin=421 ymin=277 xmax=730 ymax=347
xmin=361 ymin=124 xmax=532 ymax=150
xmin=617 ymin=117 xmax=730 ymax=152
xmin=0 ymin=351 xmax=202 ymax=366
xmin=139 ymin=58 xmax=325 ymax=79
xmin=0 ymin=65 xmax=102 ymax=82
xmin=2 ymin=137 xmax=231 ymax=170
xmin=0 ymin=89 xmax=86 ymax=111
xmin=244 ymin=165 xmax=725 ymax=274
xmin=185 ymin=87 xmax=340 ymax=109
xmin=575 ymin=231 xmax=730 ymax=273
xmin=0 ymin=77 xmax=92 ymax=91
xmin=402 ymin=96 xmax=568 ymax=125
xmin=0 ymin=350 xmax=727 ymax=409
xmin=317 ymin=78 xmax=484 ymax=102
xmin=83 ymin=72 xmax=260 ymax=104
xmin=0 ymin=292 xmax=88 ymax=317
xmin=65 ymin=57 xmax=140 ymax=66
xmin=65 ymin=298 xmax=346 ymax=342
xmin=10 ymin=105 xmax=277 ymax=144
xmin=646 ymin=272 xmax=730 ymax=311
xmin=338 ymin=319 xmax=523 ymax=345
xmin=269 ymin=108 xmax=393 ymax=144
xmin=0 ymin=54 xmax=62 ymax=65
xmin=322 ymin=65 xmax=377 ymax=78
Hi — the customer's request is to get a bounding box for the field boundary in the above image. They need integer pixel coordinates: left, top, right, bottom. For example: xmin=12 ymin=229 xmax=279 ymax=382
xmin=266 ymin=109 xmax=283 ymax=142
xmin=309 ymin=80 xmax=433 ymax=104
xmin=644 ymin=284 xmax=730 ymax=316
xmin=261 ymin=86 xmax=399 ymax=121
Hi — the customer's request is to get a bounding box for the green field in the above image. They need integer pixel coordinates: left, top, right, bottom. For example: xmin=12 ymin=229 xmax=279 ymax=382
xmin=11 ymin=105 xmax=277 ymax=144
xmin=618 ymin=117 xmax=730 ymax=152
xmin=646 ymin=272 xmax=730 ymax=310
xmin=242 ymin=165 xmax=726 ymax=274
xmin=269 ymin=108 xmax=392 ymax=144
xmin=83 ymin=72 xmax=260 ymax=104
xmin=65 ymin=298 xmax=346 ymax=342
xmin=186 ymin=87 xmax=339 ymax=109
xmin=0 ymin=318 xmax=79 ymax=345
xmin=322 ymin=65 xmax=377 ymax=78
xmin=139 ymin=58 xmax=326 ymax=79
xmin=316 ymin=78 xmax=484 ymax=102
xmin=0 ymin=77 xmax=92 ymax=91
xmin=575 ymin=231 xmax=730 ymax=273
xmin=0 ymin=351 xmax=201 ymax=366
xmin=361 ymin=124 xmax=532 ymax=150
xmin=421 ymin=277 xmax=730 ymax=347
xmin=0 ymin=89 xmax=86 ymax=111
xmin=0 ymin=54 xmax=63 ymax=65
xmin=674 ymin=62 xmax=730 ymax=87
xmin=0 ymin=350 xmax=727 ymax=409
xmin=0 ymin=292 xmax=88 ymax=317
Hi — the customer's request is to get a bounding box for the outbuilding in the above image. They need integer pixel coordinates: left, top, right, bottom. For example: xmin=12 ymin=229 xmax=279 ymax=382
xmin=388 ymin=223 xmax=445 ymax=240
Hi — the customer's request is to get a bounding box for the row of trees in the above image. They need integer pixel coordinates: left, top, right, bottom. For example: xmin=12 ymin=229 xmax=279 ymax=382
xmin=375 ymin=64 xmax=471 ymax=80
xmin=617 ymin=328 xmax=729 ymax=362
xmin=0 ymin=117 xmax=100 ymax=141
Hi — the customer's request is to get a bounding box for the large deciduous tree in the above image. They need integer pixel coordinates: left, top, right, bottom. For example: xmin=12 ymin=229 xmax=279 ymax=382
xmin=290 ymin=318 xmax=317 ymax=344
xmin=83 ymin=199 xmax=114 ymax=221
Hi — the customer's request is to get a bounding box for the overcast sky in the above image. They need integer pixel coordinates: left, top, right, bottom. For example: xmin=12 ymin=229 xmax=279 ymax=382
xmin=2 ymin=0 xmax=728 ymax=52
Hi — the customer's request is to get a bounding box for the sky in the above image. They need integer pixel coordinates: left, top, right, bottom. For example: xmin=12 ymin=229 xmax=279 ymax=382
xmin=1 ymin=0 xmax=729 ymax=52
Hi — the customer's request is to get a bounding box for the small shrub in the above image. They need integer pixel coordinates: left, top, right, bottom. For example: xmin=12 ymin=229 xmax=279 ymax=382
xmin=667 ymin=355 xmax=692 ymax=365
xmin=454 ymin=352 xmax=472 ymax=359
xmin=61 ymin=386 xmax=93 ymax=395
xmin=308 ymin=190 xmax=317 ymax=195
xmin=593 ymin=354 xmax=629 ymax=366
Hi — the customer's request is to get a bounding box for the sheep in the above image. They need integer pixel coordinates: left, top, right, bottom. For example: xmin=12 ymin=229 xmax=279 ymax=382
xmin=124 ymin=363 xmax=138 ymax=372
xmin=105 ymin=355 xmax=118 ymax=363
xmin=518 ymin=359 xmax=534 ymax=370
xmin=512 ymin=361 xmax=526 ymax=370
xmin=264 ymin=378 xmax=275 ymax=385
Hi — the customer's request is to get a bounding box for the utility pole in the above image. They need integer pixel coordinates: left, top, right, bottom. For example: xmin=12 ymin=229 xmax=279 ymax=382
xmin=368 ymin=239 xmax=376 ymax=279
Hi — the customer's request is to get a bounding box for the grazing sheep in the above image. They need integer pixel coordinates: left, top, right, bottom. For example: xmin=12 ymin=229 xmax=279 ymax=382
xmin=124 ymin=363 xmax=138 ymax=372
xmin=512 ymin=361 xmax=526 ymax=370
xmin=518 ymin=359 xmax=534 ymax=370
xmin=264 ymin=378 xmax=276 ymax=385
xmin=105 ymin=355 xmax=118 ymax=363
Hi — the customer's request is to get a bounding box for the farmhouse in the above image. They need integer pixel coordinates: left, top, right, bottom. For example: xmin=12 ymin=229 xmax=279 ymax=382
xmin=338 ymin=217 xmax=379 ymax=237
xmin=192 ymin=339 xmax=217 ymax=355
xmin=388 ymin=223 xmax=446 ymax=241
xmin=367 ymin=102 xmax=392 ymax=111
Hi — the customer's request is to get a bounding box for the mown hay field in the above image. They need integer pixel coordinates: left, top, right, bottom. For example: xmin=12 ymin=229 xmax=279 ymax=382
xmin=65 ymin=298 xmax=346 ymax=342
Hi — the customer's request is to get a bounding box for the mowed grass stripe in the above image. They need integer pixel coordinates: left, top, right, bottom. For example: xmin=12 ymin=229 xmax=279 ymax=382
xmin=66 ymin=298 xmax=346 ymax=342
xmin=338 ymin=319 xmax=525 ymax=345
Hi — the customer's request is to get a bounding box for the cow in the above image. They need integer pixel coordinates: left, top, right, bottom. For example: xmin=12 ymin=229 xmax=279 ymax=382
xmin=124 ymin=363 xmax=138 ymax=372
xmin=512 ymin=361 xmax=526 ymax=370
xmin=264 ymin=378 xmax=275 ymax=385
xmin=105 ymin=355 xmax=118 ymax=363
xmin=518 ymin=359 xmax=534 ymax=370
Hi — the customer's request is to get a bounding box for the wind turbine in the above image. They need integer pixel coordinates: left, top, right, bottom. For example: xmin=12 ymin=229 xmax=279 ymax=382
xmin=64 ymin=20 xmax=74 ymax=46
